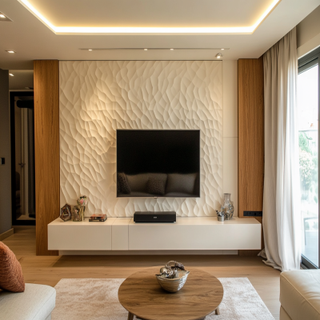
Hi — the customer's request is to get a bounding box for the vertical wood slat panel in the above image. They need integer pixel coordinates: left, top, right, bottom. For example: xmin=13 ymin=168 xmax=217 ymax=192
xmin=238 ymin=58 xmax=264 ymax=218
xmin=34 ymin=60 xmax=59 ymax=256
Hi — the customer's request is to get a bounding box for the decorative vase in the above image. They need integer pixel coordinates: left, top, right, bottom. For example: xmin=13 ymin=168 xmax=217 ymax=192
xmin=72 ymin=205 xmax=83 ymax=222
xmin=77 ymin=195 xmax=88 ymax=218
xmin=220 ymin=193 xmax=234 ymax=220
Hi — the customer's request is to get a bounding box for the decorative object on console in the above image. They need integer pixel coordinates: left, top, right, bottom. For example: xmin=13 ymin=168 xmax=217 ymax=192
xmin=134 ymin=211 xmax=176 ymax=223
xmin=77 ymin=195 xmax=88 ymax=215
xmin=89 ymin=214 xmax=107 ymax=222
xmin=155 ymin=260 xmax=189 ymax=293
xmin=216 ymin=210 xmax=225 ymax=222
xmin=60 ymin=203 xmax=72 ymax=221
xmin=77 ymin=195 xmax=88 ymax=207
xmin=72 ymin=205 xmax=83 ymax=222
xmin=220 ymin=193 xmax=234 ymax=220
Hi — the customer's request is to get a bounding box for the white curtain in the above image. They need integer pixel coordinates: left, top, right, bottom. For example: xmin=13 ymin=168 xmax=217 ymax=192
xmin=262 ymin=27 xmax=301 ymax=271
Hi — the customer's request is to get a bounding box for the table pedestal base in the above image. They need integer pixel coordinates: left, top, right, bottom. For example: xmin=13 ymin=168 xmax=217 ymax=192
xmin=127 ymin=307 xmax=220 ymax=320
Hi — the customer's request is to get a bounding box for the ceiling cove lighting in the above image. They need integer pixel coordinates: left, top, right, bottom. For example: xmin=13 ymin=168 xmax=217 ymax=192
xmin=79 ymin=48 xmax=230 ymax=51
xmin=17 ymin=0 xmax=281 ymax=35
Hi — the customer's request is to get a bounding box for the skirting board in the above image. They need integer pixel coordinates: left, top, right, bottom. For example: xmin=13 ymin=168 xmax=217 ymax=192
xmin=59 ymin=250 xmax=239 ymax=256
xmin=0 ymin=228 xmax=14 ymax=241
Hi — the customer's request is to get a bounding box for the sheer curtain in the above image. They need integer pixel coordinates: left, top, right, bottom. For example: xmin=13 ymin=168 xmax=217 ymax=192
xmin=262 ymin=27 xmax=301 ymax=271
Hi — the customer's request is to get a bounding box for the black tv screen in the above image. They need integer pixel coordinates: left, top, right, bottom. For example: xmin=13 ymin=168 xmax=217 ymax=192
xmin=117 ymin=130 xmax=200 ymax=198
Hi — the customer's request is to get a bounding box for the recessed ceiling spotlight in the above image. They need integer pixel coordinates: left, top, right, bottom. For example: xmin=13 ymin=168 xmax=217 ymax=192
xmin=221 ymin=48 xmax=225 ymax=51
xmin=144 ymin=48 xmax=148 ymax=51
xmin=170 ymin=48 xmax=174 ymax=51
xmin=9 ymin=73 xmax=14 ymax=77
xmin=88 ymin=49 xmax=93 ymax=51
xmin=215 ymin=53 xmax=222 ymax=59
xmin=6 ymin=50 xmax=16 ymax=54
xmin=0 ymin=12 xmax=12 ymax=21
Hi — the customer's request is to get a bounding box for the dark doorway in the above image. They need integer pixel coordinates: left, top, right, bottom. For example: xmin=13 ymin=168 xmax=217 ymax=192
xmin=10 ymin=91 xmax=35 ymax=226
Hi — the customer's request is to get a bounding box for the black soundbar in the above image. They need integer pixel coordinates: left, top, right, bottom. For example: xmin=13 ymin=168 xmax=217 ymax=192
xmin=134 ymin=211 xmax=176 ymax=223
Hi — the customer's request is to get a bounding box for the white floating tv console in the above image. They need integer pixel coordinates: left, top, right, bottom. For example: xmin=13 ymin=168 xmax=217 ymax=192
xmin=48 ymin=217 xmax=261 ymax=255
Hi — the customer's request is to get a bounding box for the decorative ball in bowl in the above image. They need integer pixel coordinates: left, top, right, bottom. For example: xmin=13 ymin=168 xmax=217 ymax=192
xmin=156 ymin=269 xmax=190 ymax=293
xmin=155 ymin=260 xmax=190 ymax=293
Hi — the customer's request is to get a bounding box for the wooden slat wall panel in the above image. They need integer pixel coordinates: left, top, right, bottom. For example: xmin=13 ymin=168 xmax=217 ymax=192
xmin=34 ymin=60 xmax=59 ymax=256
xmin=238 ymin=58 xmax=264 ymax=219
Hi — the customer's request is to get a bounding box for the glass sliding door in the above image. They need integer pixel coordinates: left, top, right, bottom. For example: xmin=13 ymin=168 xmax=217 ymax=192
xmin=298 ymin=47 xmax=320 ymax=268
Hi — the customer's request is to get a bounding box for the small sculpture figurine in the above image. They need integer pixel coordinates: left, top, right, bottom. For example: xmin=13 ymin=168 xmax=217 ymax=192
xmin=60 ymin=204 xmax=72 ymax=221
xmin=216 ymin=210 xmax=225 ymax=222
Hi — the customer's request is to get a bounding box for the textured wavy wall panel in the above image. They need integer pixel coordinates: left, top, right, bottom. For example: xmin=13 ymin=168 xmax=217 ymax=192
xmin=60 ymin=61 xmax=222 ymax=217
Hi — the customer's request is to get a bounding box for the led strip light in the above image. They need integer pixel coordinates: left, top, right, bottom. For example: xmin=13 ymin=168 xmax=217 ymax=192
xmin=18 ymin=0 xmax=281 ymax=35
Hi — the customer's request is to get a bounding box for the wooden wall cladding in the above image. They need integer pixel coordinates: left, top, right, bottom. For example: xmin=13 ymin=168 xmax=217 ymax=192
xmin=238 ymin=58 xmax=264 ymax=220
xmin=34 ymin=60 xmax=59 ymax=256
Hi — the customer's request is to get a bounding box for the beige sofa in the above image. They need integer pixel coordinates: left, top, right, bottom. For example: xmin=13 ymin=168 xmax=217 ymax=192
xmin=0 ymin=283 xmax=56 ymax=320
xmin=280 ymin=270 xmax=320 ymax=320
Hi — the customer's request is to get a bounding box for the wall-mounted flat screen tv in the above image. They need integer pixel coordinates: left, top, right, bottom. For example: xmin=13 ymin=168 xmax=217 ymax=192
xmin=117 ymin=130 xmax=200 ymax=198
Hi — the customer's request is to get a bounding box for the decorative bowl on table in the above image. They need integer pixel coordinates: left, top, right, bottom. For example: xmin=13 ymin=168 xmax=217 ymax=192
xmin=156 ymin=269 xmax=190 ymax=293
xmin=155 ymin=260 xmax=190 ymax=293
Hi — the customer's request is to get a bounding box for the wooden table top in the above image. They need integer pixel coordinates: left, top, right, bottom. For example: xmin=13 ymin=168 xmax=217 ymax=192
xmin=118 ymin=267 xmax=224 ymax=320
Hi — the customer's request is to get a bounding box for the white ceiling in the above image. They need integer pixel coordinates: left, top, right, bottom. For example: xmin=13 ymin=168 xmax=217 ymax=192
xmin=8 ymin=69 xmax=33 ymax=90
xmin=0 ymin=0 xmax=320 ymax=71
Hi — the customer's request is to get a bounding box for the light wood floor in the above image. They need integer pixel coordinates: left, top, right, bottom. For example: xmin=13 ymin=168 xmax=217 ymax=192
xmin=3 ymin=226 xmax=281 ymax=319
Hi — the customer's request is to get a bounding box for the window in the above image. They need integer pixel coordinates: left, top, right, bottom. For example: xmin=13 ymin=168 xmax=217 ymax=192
xmin=298 ymin=47 xmax=320 ymax=269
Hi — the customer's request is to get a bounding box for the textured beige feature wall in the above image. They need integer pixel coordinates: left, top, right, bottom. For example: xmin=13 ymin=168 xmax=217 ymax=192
xmin=60 ymin=61 xmax=223 ymax=217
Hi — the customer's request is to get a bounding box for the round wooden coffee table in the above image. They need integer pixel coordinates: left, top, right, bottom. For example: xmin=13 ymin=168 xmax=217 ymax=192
xmin=118 ymin=267 xmax=224 ymax=320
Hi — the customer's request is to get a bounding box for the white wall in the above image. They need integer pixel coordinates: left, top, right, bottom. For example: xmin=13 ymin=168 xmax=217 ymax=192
xmin=222 ymin=60 xmax=238 ymax=216
xmin=59 ymin=60 xmax=238 ymax=217
xmin=297 ymin=5 xmax=320 ymax=58
xmin=0 ymin=69 xmax=12 ymax=234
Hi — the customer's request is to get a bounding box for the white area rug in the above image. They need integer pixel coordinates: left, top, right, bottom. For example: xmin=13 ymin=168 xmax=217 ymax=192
xmin=52 ymin=278 xmax=274 ymax=320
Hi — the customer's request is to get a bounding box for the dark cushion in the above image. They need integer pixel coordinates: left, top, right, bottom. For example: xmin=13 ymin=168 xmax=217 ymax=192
xmin=0 ymin=242 xmax=25 ymax=292
xmin=166 ymin=173 xmax=197 ymax=194
xmin=117 ymin=173 xmax=131 ymax=194
xmin=146 ymin=178 xmax=166 ymax=195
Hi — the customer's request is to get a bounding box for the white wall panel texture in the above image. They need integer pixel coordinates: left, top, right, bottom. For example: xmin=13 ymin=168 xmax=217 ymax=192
xmin=60 ymin=61 xmax=222 ymax=217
